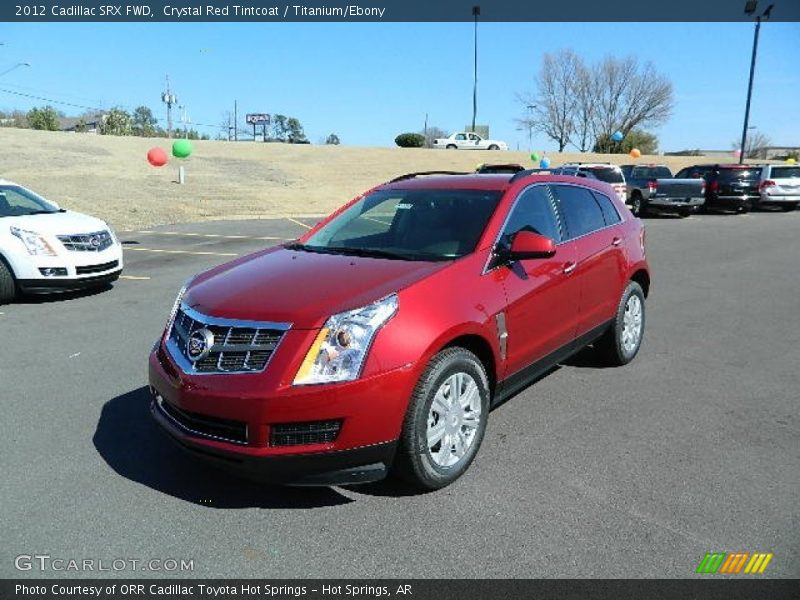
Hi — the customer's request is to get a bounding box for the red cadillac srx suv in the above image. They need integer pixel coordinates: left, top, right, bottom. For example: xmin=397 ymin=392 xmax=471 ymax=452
xmin=149 ymin=169 xmax=650 ymax=490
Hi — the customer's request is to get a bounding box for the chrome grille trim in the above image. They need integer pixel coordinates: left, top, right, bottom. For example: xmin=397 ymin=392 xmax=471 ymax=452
xmin=57 ymin=230 xmax=114 ymax=252
xmin=165 ymin=303 xmax=291 ymax=375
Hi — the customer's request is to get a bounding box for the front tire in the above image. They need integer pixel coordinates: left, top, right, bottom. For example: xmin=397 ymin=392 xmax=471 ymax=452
xmin=488 ymin=144 xmax=499 ymax=150
xmin=630 ymin=193 xmax=645 ymax=217
xmin=596 ymin=281 xmax=646 ymax=366
xmin=0 ymin=258 xmax=17 ymax=305
xmin=394 ymin=347 xmax=490 ymax=490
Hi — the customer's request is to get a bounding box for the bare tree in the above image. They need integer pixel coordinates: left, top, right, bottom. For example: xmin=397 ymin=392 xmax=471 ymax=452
xmin=591 ymin=56 xmax=673 ymax=152
xmin=733 ymin=131 xmax=771 ymax=159
xmin=421 ymin=126 xmax=449 ymax=148
xmin=519 ymin=52 xmax=673 ymax=153
xmin=518 ymin=49 xmax=583 ymax=152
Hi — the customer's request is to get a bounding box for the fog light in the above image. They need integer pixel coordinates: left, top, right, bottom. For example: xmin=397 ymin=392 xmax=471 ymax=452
xmin=39 ymin=267 xmax=68 ymax=277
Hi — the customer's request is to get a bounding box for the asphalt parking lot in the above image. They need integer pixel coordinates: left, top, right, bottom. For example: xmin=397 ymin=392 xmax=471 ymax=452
xmin=1 ymin=211 xmax=798 ymax=579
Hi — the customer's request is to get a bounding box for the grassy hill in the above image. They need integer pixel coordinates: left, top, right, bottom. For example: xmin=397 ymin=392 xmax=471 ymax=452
xmin=0 ymin=127 xmax=754 ymax=230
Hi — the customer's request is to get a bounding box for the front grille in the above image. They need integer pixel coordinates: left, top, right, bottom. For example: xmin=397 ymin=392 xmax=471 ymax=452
xmin=76 ymin=260 xmax=119 ymax=275
xmin=157 ymin=395 xmax=248 ymax=445
xmin=57 ymin=230 xmax=114 ymax=252
xmin=270 ymin=420 xmax=342 ymax=447
xmin=166 ymin=305 xmax=287 ymax=374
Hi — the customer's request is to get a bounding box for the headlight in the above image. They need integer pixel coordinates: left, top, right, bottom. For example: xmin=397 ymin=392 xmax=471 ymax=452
xmin=293 ymin=294 xmax=398 ymax=385
xmin=164 ymin=278 xmax=192 ymax=335
xmin=10 ymin=226 xmax=57 ymax=256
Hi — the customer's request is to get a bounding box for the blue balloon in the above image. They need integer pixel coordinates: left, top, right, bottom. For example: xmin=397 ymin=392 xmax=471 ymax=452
xmin=611 ymin=131 xmax=624 ymax=142
xmin=539 ymin=157 xmax=551 ymax=169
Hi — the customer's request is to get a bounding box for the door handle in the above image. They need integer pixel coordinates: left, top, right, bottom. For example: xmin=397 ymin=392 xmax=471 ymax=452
xmin=612 ymin=237 xmax=622 ymax=246
xmin=563 ymin=262 xmax=577 ymax=275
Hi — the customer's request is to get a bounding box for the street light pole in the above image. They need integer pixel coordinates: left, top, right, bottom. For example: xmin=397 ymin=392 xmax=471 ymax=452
xmin=0 ymin=62 xmax=30 ymax=78
xmin=471 ymin=5 xmax=480 ymax=133
xmin=739 ymin=1 xmax=774 ymax=164
xmin=527 ymin=104 xmax=535 ymax=151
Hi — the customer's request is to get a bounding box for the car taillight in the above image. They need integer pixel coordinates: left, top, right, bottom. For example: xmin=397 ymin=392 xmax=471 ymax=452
xmin=647 ymin=179 xmax=657 ymax=193
xmin=709 ymin=180 xmax=719 ymax=193
xmin=759 ymin=179 xmax=776 ymax=190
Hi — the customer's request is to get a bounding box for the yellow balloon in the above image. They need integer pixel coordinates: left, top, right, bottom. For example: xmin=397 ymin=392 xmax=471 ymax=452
xmin=787 ymin=158 xmax=797 ymax=164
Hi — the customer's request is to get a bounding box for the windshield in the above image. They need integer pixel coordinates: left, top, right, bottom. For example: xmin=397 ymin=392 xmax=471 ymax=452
xmin=771 ymin=167 xmax=800 ymax=179
xmin=587 ymin=167 xmax=625 ymax=183
xmin=0 ymin=185 xmax=60 ymax=217
xmin=296 ymin=188 xmax=502 ymax=261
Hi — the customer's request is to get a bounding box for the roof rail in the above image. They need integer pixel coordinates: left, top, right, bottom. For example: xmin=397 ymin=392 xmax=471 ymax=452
xmin=388 ymin=170 xmax=469 ymax=183
xmin=475 ymin=163 xmax=526 ymax=174
xmin=508 ymin=168 xmax=556 ymax=183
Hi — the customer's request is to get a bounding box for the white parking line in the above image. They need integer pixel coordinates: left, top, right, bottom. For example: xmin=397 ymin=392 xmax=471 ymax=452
xmin=132 ymin=231 xmax=288 ymax=241
xmin=120 ymin=275 xmax=152 ymax=280
xmin=123 ymin=247 xmax=239 ymax=257
xmin=286 ymin=217 xmax=313 ymax=229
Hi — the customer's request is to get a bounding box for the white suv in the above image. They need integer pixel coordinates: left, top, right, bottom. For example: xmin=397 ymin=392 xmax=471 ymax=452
xmin=553 ymin=163 xmax=627 ymax=204
xmin=757 ymin=164 xmax=800 ymax=211
xmin=0 ymin=179 xmax=123 ymax=304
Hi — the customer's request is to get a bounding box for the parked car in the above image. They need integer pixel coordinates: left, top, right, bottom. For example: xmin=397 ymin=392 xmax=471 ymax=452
xmin=149 ymin=171 xmax=650 ymax=490
xmin=674 ymin=164 xmax=761 ymax=213
xmin=552 ymin=163 xmax=627 ymax=204
xmin=755 ymin=164 xmax=800 ymax=211
xmin=432 ymin=132 xmax=508 ymax=150
xmin=0 ymin=179 xmax=123 ymax=304
xmin=620 ymin=164 xmax=705 ymax=217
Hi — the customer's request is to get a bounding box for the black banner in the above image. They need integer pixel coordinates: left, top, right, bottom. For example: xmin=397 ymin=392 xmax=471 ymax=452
xmin=3 ymin=0 xmax=800 ymax=22
xmin=2 ymin=579 xmax=799 ymax=600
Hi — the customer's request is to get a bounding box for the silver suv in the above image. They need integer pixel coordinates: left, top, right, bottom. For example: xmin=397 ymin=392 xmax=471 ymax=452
xmin=757 ymin=164 xmax=800 ymax=211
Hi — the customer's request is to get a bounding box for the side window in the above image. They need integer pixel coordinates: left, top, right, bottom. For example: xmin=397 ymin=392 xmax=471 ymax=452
xmin=455 ymin=133 xmax=466 ymax=141
xmin=591 ymin=191 xmax=621 ymax=226
xmin=552 ymin=184 xmax=606 ymax=239
xmin=501 ymin=185 xmax=561 ymax=245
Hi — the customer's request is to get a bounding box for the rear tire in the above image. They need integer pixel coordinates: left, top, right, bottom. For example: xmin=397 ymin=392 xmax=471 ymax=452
xmin=630 ymin=193 xmax=645 ymax=217
xmin=394 ymin=347 xmax=490 ymax=491
xmin=781 ymin=203 xmax=798 ymax=212
xmin=596 ymin=281 xmax=646 ymax=367
xmin=678 ymin=208 xmax=691 ymax=218
xmin=0 ymin=258 xmax=17 ymax=305
xmin=446 ymin=144 xmax=457 ymax=150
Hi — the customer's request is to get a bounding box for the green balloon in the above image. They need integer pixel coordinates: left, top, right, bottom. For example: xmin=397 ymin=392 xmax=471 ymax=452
xmin=172 ymin=139 xmax=193 ymax=159
xmin=530 ymin=152 xmax=539 ymax=161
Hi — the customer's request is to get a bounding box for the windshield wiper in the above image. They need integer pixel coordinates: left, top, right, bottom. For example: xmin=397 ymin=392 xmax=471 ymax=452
xmin=324 ymin=246 xmax=416 ymax=260
xmin=22 ymin=210 xmax=58 ymax=215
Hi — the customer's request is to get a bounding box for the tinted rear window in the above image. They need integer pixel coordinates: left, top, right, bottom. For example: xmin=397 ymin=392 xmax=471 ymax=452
xmin=586 ymin=167 xmax=624 ymax=183
xmin=632 ymin=167 xmax=672 ymax=179
xmin=718 ymin=168 xmax=760 ymax=182
xmin=551 ymin=184 xmax=606 ymax=239
xmin=770 ymin=167 xmax=800 ymax=179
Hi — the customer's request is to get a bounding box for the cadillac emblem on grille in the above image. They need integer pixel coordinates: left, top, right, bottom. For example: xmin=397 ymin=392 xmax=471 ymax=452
xmin=187 ymin=328 xmax=215 ymax=362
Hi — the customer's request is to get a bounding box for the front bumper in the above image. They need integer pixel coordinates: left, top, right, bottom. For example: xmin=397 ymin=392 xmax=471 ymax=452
xmin=148 ymin=341 xmax=414 ymax=485
xmin=18 ymin=269 xmax=122 ymax=294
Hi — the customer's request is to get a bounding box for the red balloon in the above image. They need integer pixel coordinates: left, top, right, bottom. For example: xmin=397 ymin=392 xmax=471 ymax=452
xmin=147 ymin=147 xmax=168 ymax=167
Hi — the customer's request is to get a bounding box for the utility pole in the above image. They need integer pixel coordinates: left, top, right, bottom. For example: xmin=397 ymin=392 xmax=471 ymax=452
xmin=161 ymin=75 xmax=178 ymax=138
xmin=234 ymin=100 xmax=238 ymax=141
xmin=471 ymin=5 xmax=480 ymax=133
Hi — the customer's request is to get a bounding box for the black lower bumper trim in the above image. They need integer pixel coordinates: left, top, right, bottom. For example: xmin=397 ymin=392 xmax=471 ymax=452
xmin=18 ymin=270 xmax=122 ymax=294
xmin=150 ymin=399 xmax=397 ymax=486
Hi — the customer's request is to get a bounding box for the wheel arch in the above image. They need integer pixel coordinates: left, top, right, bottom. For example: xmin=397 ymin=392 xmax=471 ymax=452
xmin=440 ymin=333 xmax=498 ymax=395
xmin=630 ymin=268 xmax=650 ymax=297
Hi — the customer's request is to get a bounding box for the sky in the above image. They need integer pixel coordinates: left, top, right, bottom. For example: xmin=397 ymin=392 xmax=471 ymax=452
xmin=0 ymin=22 xmax=798 ymax=152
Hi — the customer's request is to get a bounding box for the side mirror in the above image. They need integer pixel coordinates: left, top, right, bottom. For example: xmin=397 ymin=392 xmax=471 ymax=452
xmin=502 ymin=230 xmax=556 ymax=262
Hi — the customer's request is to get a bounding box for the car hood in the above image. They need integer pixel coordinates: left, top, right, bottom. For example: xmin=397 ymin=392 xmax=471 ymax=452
xmin=2 ymin=210 xmax=111 ymax=235
xmin=184 ymin=246 xmax=450 ymax=329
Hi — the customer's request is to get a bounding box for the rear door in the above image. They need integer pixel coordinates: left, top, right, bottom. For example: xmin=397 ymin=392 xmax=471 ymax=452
xmin=551 ymin=184 xmax=624 ymax=337
xmin=494 ymin=184 xmax=580 ymax=377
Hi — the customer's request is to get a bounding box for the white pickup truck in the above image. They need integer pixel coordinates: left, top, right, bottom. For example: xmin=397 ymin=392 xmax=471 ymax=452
xmin=432 ymin=132 xmax=508 ymax=151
